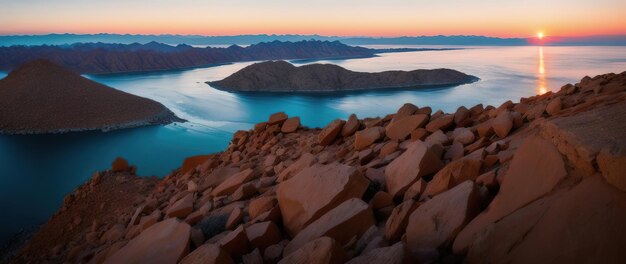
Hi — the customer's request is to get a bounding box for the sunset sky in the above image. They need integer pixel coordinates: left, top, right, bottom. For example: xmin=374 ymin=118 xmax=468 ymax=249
xmin=2 ymin=0 xmax=625 ymax=37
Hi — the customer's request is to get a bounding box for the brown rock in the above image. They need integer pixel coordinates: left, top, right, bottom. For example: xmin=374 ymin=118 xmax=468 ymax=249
xmin=454 ymin=106 xmax=470 ymax=126
xmin=355 ymin=126 xmax=385 ymax=150
xmin=386 ymin=114 xmax=429 ymax=140
xmin=403 ymin=178 xmax=426 ymax=201
xmin=246 ymin=221 xmax=282 ymax=250
xmin=410 ymin=128 xmax=428 ymax=141
xmin=425 ymin=114 xmax=454 ymax=132
xmin=394 ymin=103 xmax=419 ymax=119
xmin=211 ymin=168 xmax=255 ymax=196
xmin=452 ymin=127 xmax=475 ymax=145
xmin=226 ymin=207 xmax=243 ymax=230
xmin=180 ymin=244 xmax=234 ymax=264
xmin=167 ymin=193 xmax=195 ymax=218
xmin=424 ymin=129 xmax=449 ymax=146
xmin=444 ymin=141 xmax=465 ymax=161
xmin=491 ymin=110 xmax=513 ymax=138
xmin=545 ymin=97 xmax=562 ymax=116
xmin=111 ymin=157 xmax=130 ymax=172
xmin=277 ymin=152 xmax=316 ymax=182
xmin=242 ymin=248 xmax=263 ymax=264
xmin=370 ymin=191 xmax=393 ymax=209
xmin=181 ymin=155 xmax=211 ymax=174
xmin=248 ymin=196 xmax=277 ymax=219
xmin=384 ymin=200 xmax=420 ymax=241
xmin=284 ymin=198 xmax=375 ymax=255
xmin=346 ymin=242 xmax=412 ymax=264
xmin=281 ymin=117 xmax=300 ymax=133
xmin=466 ymin=178 xmax=626 ymax=263
xmin=319 ymin=119 xmax=345 ymax=146
xmin=218 ymin=225 xmax=250 ymax=257
xmin=277 ymin=163 xmax=369 ymax=236
xmin=406 ymin=181 xmax=481 ymax=252
xmin=268 ymin=112 xmax=288 ymax=125
xmin=231 ymin=182 xmax=257 ymax=201
xmin=597 ymin=149 xmax=626 ymax=192
xmin=264 ymin=244 xmax=284 ymax=263
xmin=379 ymin=141 xmax=399 ymax=157
xmin=421 ymin=158 xmax=482 ymax=198
xmin=140 ymin=209 xmax=161 ymax=231
xmin=104 ymin=218 xmax=191 ymax=264
xmin=476 ymin=169 xmax=498 ymax=190
xmin=416 ymin=106 xmax=432 ymax=115
xmin=385 ymin=141 xmax=444 ymax=197
xmin=476 ymin=119 xmax=494 ymax=138
xmin=453 ymin=136 xmax=567 ymax=254
xmin=342 ymin=114 xmax=360 ymax=137
xmin=279 ymin=237 xmax=346 ymax=264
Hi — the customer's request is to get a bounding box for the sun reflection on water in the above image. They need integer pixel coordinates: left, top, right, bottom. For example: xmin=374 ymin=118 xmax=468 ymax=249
xmin=537 ymin=47 xmax=548 ymax=95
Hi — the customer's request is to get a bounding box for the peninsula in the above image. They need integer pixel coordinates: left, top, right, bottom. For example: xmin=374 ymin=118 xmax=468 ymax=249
xmin=0 ymin=59 xmax=184 ymax=134
xmin=208 ymin=61 xmax=478 ymax=92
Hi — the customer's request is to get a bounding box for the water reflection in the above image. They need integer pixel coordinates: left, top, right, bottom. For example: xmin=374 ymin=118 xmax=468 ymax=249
xmin=537 ymin=47 xmax=548 ymax=94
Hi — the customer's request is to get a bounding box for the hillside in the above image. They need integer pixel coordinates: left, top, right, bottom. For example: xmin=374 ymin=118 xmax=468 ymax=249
xmin=9 ymin=71 xmax=626 ymax=263
xmin=0 ymin=40 xmax=406 ymax=74
xmin=0 ymin=60 xmax=183 ymax=134
xmin=209 ymin=61 xmax=478 ymax=92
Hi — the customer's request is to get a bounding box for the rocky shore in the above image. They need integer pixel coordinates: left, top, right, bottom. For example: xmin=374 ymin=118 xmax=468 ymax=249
xmin=0 ymin=60 xmax=184 ymax=134
xmin=9 ymin=71 xmax=626 ymax=263
xmin=208 ymin=61 xmax=477 ymax=92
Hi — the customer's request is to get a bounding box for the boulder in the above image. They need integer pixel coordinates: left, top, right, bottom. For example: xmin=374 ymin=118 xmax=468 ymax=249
xmin=218 ymin=225 xmax=250 ymax=257
xmin=444 ymin=142 xmax=465 ymax=161
xmin=248 ymin=196 xmax=277 ymax=219
xmin=466 ymin=178 xmax=626 ymax=263
xmin=346 ymin=242 xmax=412 ymax=264
xmin=181 ymin=155 xmax=211 ymax=174
xmin=211 ymin=169 xmax=255 ymax=197
xmin=104 ymin=218 xmax=191 ymax=264
xmin=281 ymin=117 xmax=300 ymax=133
xmin=597 ymin=149 xmax=626 ymax=192
xmin=476 ymin=119 xmax=494 ymax=138
xmin=454 ymin=106 xmax=470 ymax=125
xmin=491 ymin=111 xmax=513 ymax=138
xmin=384 ymin=200 xmax=420 ymax=241
xmin=385 ymin=141 xmax=444 ymax=197
xmin=342 ymin=114 xmax=360 ymax=137
xmin=278 ymin=237 xmax=346 ymax=264
xmin=406 ymin=181 xmax=481 ymax=252
xmin=421 ymin=158 xmax=482 ymax=198
xmin=246 ymin=221 xmax=282 ymax=250
xmin=180 ymin=244 xmax=234 ymax=264
xmin=277 ymin=163 xmax=369 ymax=236
xmin=410 ymin=128 xmax=428 ymax=141
xmin=380 ymin=141 xmax=399 ymax=157
xmin=167 ymin=193 xmax=195 ymax=219
xmin=424 ymin=130 xmax=449 ymax=146
xmin=394 ymin=103 xmax=419 ymax=119
xmin=355 ymin=127 xmax=385 ymax=150
xmin=268 ymin=112 xmax=288 ymax=125
xmin=225 ymin=207 xmax=243 ymax=230
xmin=319 ymin=119 xmax=345 ymax=146
xmin=111 ymin=157 xmax=130 ymax=172
xmin=277 ymin=153 xmax=316 ymax=182
xmin=545 ymin=97 xmax=562 ymax=116
xmin=403 ymin=178 xmax=426 ymax=201
xmin=425 ymin=114 xmax=454 ymax=132
xmin=452 ymin=127 xmax=475 ymax=145
xmin=284 ymin=198 xmax=375 ymax=255
xmin=453 ymin=136 xmax=567 ymax=254
xmin=386 ymin=114 xmax=429 ymax=140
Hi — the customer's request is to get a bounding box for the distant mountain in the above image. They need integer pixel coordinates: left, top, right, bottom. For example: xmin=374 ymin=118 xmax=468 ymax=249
xmin=208 ymin=61 xmax=478 ymax=92
xmin=0 ymin=40 xmax=381 ymax=74
xmin=2 ymin=33 xmax=625 ymax=46
xmin=0 ymin=60 xmax=183 ymax=134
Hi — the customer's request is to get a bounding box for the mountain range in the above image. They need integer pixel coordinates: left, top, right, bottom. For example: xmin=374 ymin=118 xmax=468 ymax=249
xmin=2 ymin=34 xmax=626 ymax=46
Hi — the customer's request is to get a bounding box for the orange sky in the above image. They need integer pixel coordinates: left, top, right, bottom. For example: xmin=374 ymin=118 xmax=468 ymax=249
xmin=1 ymin=0 xmax=625 ymax=37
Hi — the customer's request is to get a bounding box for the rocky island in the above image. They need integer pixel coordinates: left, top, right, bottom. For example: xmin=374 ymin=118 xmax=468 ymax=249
xmin=8 ymin=71 xmax=626 ymax=263
xmin=208 ymin=61 xmax=478 ymax=92
xmin=0 ymin=59 xmax=184 ymax=134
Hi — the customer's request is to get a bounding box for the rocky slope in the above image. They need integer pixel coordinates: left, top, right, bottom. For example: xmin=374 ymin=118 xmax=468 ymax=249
xmin=9 ymin=71 xmax=626 ymax=263
xmin=0 ymin=40 xmax=419 ymax=74
xmin=208 ymin=61 xmax=477 ymax=92
xmin=0 ymin=60 xmax=183 ymax=134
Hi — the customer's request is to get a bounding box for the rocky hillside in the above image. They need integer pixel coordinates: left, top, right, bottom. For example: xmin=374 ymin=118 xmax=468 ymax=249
xmin=10 ymin=71 xmax=626 ymax=263
xmin=0 ymin=40 xmax=384 ymax=74
xmin=0 ymin=60 xmax=183 ymax=134
xmin=208 ymin=61 xmax=477 ymax=92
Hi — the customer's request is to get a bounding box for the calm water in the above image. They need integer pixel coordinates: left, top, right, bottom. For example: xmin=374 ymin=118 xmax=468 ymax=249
xmin=1 ymin=45 xmax=625 ymax=242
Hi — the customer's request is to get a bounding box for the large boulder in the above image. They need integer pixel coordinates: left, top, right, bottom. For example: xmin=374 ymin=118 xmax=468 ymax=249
xmin=467 ymin=178 xmax=626 ymax=263
xmin=180 ymin=244 xmax=234 ymax=264
xmin=284 ymin=198 xmax=375 ymax=255
xmin=491 ymin=111 xmax=513 ymax=138
xmin=346 ymin=242 xmax=413 ymax=264
xmin=278 ymin=237 xmax=346 ymax=264
xmin=181 ymin=155 xmax=211 ymax=174
xmin=268 ymin=112 xmax=288 ymax=125
xmin=104 ymin=218 xmax=191 ymax=264
xmin=453 ymin=136 xmax=567 ymax=254
xmin=385 ymin=141 xmax=444 ymax=197
xmin=277 ymin=153 xmax=316 ymax=182
xmin=421 ymin=158 xmax=482 ymax=198
xmin=319 ymin=119 xmax=345 ymax=146
xmin=167 ymin=193 xmax=195 ymax=218
xmin=386 ymin=114 xmax=429 ymax=141
xmin=211 ymin=169 xmax=255 ymax=196
xmin=246 ymin=221 xmax=282 ymax=250
xmin=406 ymin=181 xmax=481 ymax=253
xmin=355 ymin=127 xmax=385 ymax=150
xmin=342 ymin=114 xmax=360 ymax=137
xmin=277 ymin=163 xmax=369 ymax=236
xmin=281 ymin=117 xmax=300 ymax=133
xmin=384 ymin=200 xmax=420 ymax=241
xmin=425 ymin=114 xmax=454 ymax=132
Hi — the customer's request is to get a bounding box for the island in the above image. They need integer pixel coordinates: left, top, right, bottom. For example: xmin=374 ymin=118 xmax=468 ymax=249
xmin=207 ymin=60 xmax=478 ymax=92
xmin=0 ymin=59 xmax=184 ymax=134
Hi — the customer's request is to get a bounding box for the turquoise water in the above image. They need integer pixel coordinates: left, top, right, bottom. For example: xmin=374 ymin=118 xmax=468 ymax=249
xmin=1 ymin=45 xmax=625 ymax=242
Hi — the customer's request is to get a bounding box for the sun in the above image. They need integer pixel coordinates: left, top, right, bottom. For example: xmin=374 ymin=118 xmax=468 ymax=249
xmin=537 ymin=32 xmax=544 ymax=39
